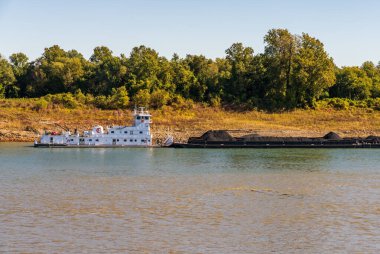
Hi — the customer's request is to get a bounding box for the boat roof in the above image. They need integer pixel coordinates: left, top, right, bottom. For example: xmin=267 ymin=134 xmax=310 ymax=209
xmin=134 ymin=107 xmax=151 ymax=116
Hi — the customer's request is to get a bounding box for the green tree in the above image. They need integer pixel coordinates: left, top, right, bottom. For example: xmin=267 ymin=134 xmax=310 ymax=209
xmin=9 ymin=53 xmax=29 ymax=77
xmin=223 ymin=43 xmax=255 ymax=103
xmin=361 ymin=61 xmax=380 ymax=97
xmin=330 ymin=67 xmax=372 ymax=100
xmin=262 ymin=29 xmax=335 ymax=108
xmin=29 ymin=45 xmax=86 ymax=96
xmin=263 ymin=29 xmax=296 ymax=109
xmin=0 ymin=56 xmax=16 ymax=98
xmin=291 ymin=33 xmax=336 ymax=107
xmin=87 ymin=46 xmax=127 ymax=95
xmin=171 ymin=54 xmax=197 ymax=99
xmin=157 ymin=56 xmax=176 ymax=95
xmin=126 ymin=45 xmax=160 ymax=95
xmin=9 ymin=53 xmax=29 ymax=97
xmin=108 ymin=86 xmax=130 ymax=109
xmin=133 ymin=89 xmax=151 ymax=107
xmin=185 ymin=54 xmax=217 ymax=102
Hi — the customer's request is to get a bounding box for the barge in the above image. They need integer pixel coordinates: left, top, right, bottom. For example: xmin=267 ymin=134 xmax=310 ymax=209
xmin=170 ymin=130 xmax=380 ymax=148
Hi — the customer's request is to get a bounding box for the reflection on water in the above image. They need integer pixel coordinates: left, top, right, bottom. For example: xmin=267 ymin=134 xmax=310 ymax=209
xmin=0 ymin=143 xmax=379 ymax=253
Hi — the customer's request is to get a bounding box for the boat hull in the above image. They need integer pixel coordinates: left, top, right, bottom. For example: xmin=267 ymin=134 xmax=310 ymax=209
xmin=34 ymin=143 xmax=156 ymax=148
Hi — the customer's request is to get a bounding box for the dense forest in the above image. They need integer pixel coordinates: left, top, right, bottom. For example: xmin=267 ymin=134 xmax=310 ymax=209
xmin=1 ymin=28 xmax=380 ymax=111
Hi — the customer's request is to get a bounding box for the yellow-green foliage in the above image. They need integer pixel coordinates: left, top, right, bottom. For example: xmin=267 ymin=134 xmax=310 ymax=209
xmin=316 ymin=98 xmax=380 ymax=111
xmin=133 ymin=89 xmax=151 ymax=107
xmin=33 ymin=98 xmax=49 ymax=111
xmin=43 ymin=93 xmax=79 ymax=109
xmin=150 ymin=90 xmax=170 ymax=109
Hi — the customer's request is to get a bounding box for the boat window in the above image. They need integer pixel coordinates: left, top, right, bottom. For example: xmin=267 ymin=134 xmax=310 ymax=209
xmin=130 ymin=139 xmax=133 ymax=142
xmin=124 ymin=139 xmax=127 ymax=142
xmin=144 ymin=116 xmax=149 ymax=120
xmin=117 ymin=139 xmax=119 ymax=142
xmin=124 ymin=131 xmax=128 ymax=134
xmin=139 ymin=131 xmax=143 ymax=134
xmin=96 ymin=139 xmax=99 ymax=142
xmin=135 ymin=139 xmax=137 ymax=142
xmin=137 ymin=116 xmax=141 ymax=120
xmin=70 ymin=139 xmax=74 ymax=141
xmin=141 ymin=139 xmax=145 ymax=143
xmin=111 ymin=131 xmax=114 ymax=133
xmin=89 ymin=139 xmax=92 ymax=141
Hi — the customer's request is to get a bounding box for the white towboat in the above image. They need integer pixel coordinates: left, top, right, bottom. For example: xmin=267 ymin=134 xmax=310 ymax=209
xmin=34 ymin=107 xmax=154 ymax=147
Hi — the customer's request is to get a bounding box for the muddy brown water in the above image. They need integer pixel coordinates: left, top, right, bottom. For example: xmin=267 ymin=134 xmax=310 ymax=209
xmin=0 ymin=143 xmax=379 ymax=253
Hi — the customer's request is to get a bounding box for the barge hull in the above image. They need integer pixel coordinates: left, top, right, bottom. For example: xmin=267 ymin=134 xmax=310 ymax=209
xmin=170 ymin=143 xmax=380 ymax=148
xmin=172 ymin=130 xmax=380 ymax=149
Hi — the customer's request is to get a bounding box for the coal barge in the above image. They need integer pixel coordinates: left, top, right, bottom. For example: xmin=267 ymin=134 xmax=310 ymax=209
xmin=170 ymin=130 xmax=380 ymax=148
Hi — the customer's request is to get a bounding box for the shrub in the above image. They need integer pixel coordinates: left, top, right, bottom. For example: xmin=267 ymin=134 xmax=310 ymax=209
xmin=133 ymin=89 xmax=150 ymax=107
xmin=371 ymin=98 xmax=380 ymax=110
xmin=150 ymin=89 xmax=170 ymax=109
xmin=326 ymin=98 xmax=349 ymax=110
xmin=74 ymin=89 xmax=86 ymax=104
xmin=93 ymin=95 xmax=108 ymax=109
xmin=43 ymin=93 xmax=78 ymax=109
xmin=33 ymin=98 xmax=49 ymax=111
xmin=108 ymin=86 xmax=130 ymax=109
xmin=171 ymin=94 xmax=194 ymax=110
xmin=85 ymin=93 xmax=95 ymax=105
xmin=354 ymin=100 xmax=368 ymax=108
xmin=209 ymin=96 xmax=221 ymax=107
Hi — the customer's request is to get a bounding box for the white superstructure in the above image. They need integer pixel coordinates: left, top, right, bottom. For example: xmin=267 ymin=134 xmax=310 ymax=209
xmin=36 ymin=107 xmax=152 ymax=147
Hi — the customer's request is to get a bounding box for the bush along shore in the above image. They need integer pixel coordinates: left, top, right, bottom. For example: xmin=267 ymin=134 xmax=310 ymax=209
xmin=1 ymin=98 xmax=380 ymax=143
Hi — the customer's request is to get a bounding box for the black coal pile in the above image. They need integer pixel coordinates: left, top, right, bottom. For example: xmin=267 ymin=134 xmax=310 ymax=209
xmin=323 ymin=132 xmax=342 ymax=140
xmin=200 ymin=130 xmax=236 ymax=141
xmin=189 ymin=130 xmax=236 ymax=142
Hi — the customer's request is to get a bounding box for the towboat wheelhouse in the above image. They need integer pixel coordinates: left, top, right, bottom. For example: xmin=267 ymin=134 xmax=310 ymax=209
xmin=36 ymin=107 xmax=152 ymax=147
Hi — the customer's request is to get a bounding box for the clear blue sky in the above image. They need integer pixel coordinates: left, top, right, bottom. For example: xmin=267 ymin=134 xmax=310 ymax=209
xmin=1 ymin=0 xmax=379 ymax=67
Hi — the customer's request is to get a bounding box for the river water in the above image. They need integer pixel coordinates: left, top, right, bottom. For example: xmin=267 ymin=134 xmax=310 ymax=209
xmin=0 ymin=143 xmax=379 ymax=253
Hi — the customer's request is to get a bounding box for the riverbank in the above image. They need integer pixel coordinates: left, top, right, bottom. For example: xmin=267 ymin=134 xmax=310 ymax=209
xmin=2 ymin=99 xmax=380 ymax=142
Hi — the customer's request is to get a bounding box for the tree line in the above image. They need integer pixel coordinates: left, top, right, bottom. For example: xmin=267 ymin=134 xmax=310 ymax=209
xmin=1 ymin=28 xmax=380 ymax=111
